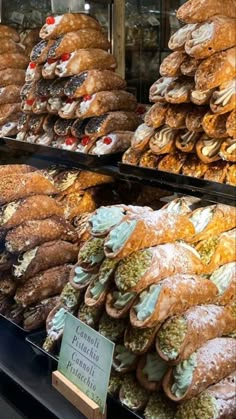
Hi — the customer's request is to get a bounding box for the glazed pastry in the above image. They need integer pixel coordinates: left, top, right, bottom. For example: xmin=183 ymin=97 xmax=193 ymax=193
xmin=0 ymin=122 xmax=18 ymax=137
xmin=185 ymin=106 xmax=207 ymax=132
xmin=158 ymin=152 xmax=187 ymax=173
xmin=149 ymin=125 xmax=178 ymax=154
xmin=196 ymin=135 xmax=222 ymax=163
xmin=5 ymin=216 xmax=78 ymax=254
xmin=58 ymin=98 xmax=80 ymax=119
xmin=13 ymin=241 xmax=79 ymax=281
xmin=144 ymin=102 xmax=169 ymax=128
xmin=54 ymin=118 xmax=74 ymax=136
xmin=119 ymin=374 xmax=149 ymax=412
xmin=85 ymin=111 xmax=140 ymax=139
xmin=76 ymin=90 xmax=137 ymax=119
xmin=219 ymin=138 xmax=236 ymax=162
xmin=77 ymin=237 xmax=105 ymax=272
xmin=113 ymin=344 xmax=138 ymax=373
xmin=195 ymin=48 xmax=236 ymax=91
xmin=43 ymin=114 xmax=58 ymax=133
xmin=168 ymin=24 xmax=197 ymax=51
xmin=0 ymin=251 xmax=14 ymax=272
xmin=5 ymin=303 xmax=25 ymax=325
xmin=144 ymin=393 xmax=177 ymax=419
xmin=91 ymin=131 xmax=132 ymax=155
xmin=115 ymin=242 xmax=203 ymax=293
xmin=0 ymin=85 xmax=21 ymax=105
xmin=42 ymin=58 xmax=58 ymax=79
xmin=55 ymin=49 xmax=116 ymax=77
xmin=122 ymin=147 xmax=142 ymax=165
xmin=190 ymin=87 xmax=214 ymax=105
xmin=180 ymin=56 xmax=201 ymax=77
xmin=0 ymin=273 xmax=17 ymax=296
xmin=176 ymin=131 xmax=201 ymax=153
xmin=177 ymin=0 xmax=236 ymax=23
xmin=40 ymin=13 xmax=101 ymax=40
xmin=185 ymin=16 xmax=236 ymax=59
xmin=84 ymin=276 xmax=110 ymax=308
xmin=156 ymin=305 xmax=235 ymax=364
xmin=0 ymin=69 xmax=25 ymax=87
xmin=104 ymin=210 xmax=196 ymax=260
xmin=48 ymin=29 xmax=109 ymax=59
xmin=28 ymin=115 xmax=46 ymax=134
xmin=25 ymin=62 xmax=42 ymax=83
xmin=149 ymin=77 xmax=177 ymax=103
xmin=106 ymin=287 xmax=137 ymax=319
xmin=136 ymin=352 xmax=168 ymax=391
xmin=130 ymin=274 xmax=218 ymax=327
xmin=226 ymin=110 xmax=236 ymax=138
xmin=124 ymin=324 xmax=159 ymax=355
xmin=98 ymin=313 xmax=126 ymax=343
xmin=69 ymin=264 xmax=97 ymax=291
xmin=226 ymin=164 xmax=236 ymax=186
xmin=175 ymin=373 xmax=236 ymax=419
xmin=64 ymin=70 xmax=126 ymax=98
xmin=47 ymin=97 xmax=63 ymax=115
xmin=165 ymin=79 xmax=195 ymax=104
xmin=50 ymin=78 xmax=68 ymax=97
xmin=163 ymin=338 xmax=236 ymax=401
xmin=189 ymin=204 xmax=236 ymax=243
xmin=160 ymin=51 xmax=187 ymax=77
xmin=202 ymin=112 xmax=228 ymax=138
xmin=139 ymin=151 xmax=162 ymax=168
xmin=204 ymin=160 xmax=228 ymax=183
xmin=23 ymin=296 xmax=60 ymax=331
xmin=181 ymin=155 xmax=209 ymax=178
xmin=210 ymin=79 xmax=236 ymax=115
xmin=209 ymin=262 xmax=236 ymax=306
xmin=0 ymin=53 xmax=28 ymax=71
xmin=78 ymin=302 xmax=103 ymax=328
xmin=30 ymin=39 xmax=55 ymax=63
xmin=15 ymin=265 xmax=71 ymax=307
xmin=43 ymin=303 xmax=68 ymax=352
xmin=0 ymin=103 xmax=21 ymax=125
xmin=165 ymin=104 xmax=190 ymax=129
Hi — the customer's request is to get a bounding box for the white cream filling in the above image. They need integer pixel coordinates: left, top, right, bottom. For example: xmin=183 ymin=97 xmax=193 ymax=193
xmin=16 ymin=131 xmax=26 ymax=141
xmin=179 ymin=242 xmax=201 ymax=259
xmin=26 ymin=133 xmax=38 ymax=143
xmin=0 ymin=122 xmax=17 ymax=136
xmin=190 ymin=22 xmax=214 ymax=47
xmin=36 ymin=133 xmax=53 ymax=145
xmin=171 ymin=23 xmax=197 ymax=47
xmin=48 ymin=97 xmax=62 ymax=111
xmin=153 ymin=126 xmax=175 ymax=148
xmin=79 ymin=95 xmax=95 ymax=114
xmin=59 ymin=173 xmax=78 ymax=191
xmin=167 ymin=85 xmax=189 ymax=98
xmin=92 ymin=135 xmax=116 ymax=155
xmin=214 ymin=80 xmax=236 ymax=106
xmin=0 ymin=201 xmax=20 ymax=225
xmin=60 ymin=100 xmax=78 ymax=115
xmin=43 ymin=16 xmax=63 ymax=35
xmin=23 ymin=102 xmax=33 ymax=111
xmin=190 ymin=207 xmax=213 ymax=234
xmin=202 ymin=140 xmax=221 ymax=157
xmin=191 ymin=89 xmax=211 ymax=101
xmin=14 ymin=248 xmax=38 ymax=277
xmin=153 ymin=77 xmax=175 ymax=97
xmin=0 ymin=87 xmax=5 ymax=95
xmin=56 ymin=51 xmax=76 ymax=76
xmin=227 ymin=142 xmax=236 ymax=154
xmin=25 ymin=66 xmax=36 ymax=82
xmin=35 ymin=99 xmax=47 ymax=111
xmin=180 ymin=131 xmax=198 ymax=145
xmin=133 ymin=123 xmax=154 ymax=144
xmin=43 ymin=61 xmax=57 ymax=76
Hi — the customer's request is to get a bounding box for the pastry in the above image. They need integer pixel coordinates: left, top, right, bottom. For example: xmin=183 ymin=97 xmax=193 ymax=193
xmin=119 ymin=375 xmax=149 ymax=412
xmin=69 ymin=264 xmax=97 ymax=291
xmin=21 ymin=28 xmax=40 ymax=54
xmin=196 ymin=135 xmax=222 ymax=163
xmin=58 ymin=98 xmax=80 ymax=119
xmin=32 ymin=97 xmax=48 ymax=114
xmin=0 ymin=122 xmax=18 ymax=137
xmin=85 ymin=111 xmax=140 ymax=138
xmin=149 ymin=77 xmax=177 ymax=103
xmin=40 ymin=13 xmax=101 ymax=40
xmin=46 ymin=97 xmax=63 ymax=115
xmin=0 ymin=53 xmax=28 ymax=71
xmin=25 ymin=62 xmax=42 ymax=83
xmin=144 ymin=102 xmax=169 ymax=128
xmin=136 ymin=352 xmax=168 ymax=391
xmin=0 ymin=293 xmax=13 ymax=315
xmin=165 ymin=78 xmax=195 ymax=104
xmin=30 ymin=39 xmax=55 ymax=63
xmin=42 ymin=58 xmax=58 ymax=79
xmin=144 ymin=393 xmax=177 ymax=419
xmin=158 ymin=152 xmax=187 ymax=173
xmin=70 ymin=118 xmax=88 ymax=139
xmin=0 ymin=69 xmax=25 ymax=87
xmin=226 ymin=164 xmax=236 ymax=186
xmin=182 ymin=154 xmax=208 ymax=177
xmin=124 ymin=324 xmax=159 ymax=355
xmin=122 ymin=147 xmax=142 ymax=165
xmin=54 ymin=118 xmax=74 ymax=136
xmin=28 ymin=115 xmax=46 ymax=134
xmin=168 ymin=24 xmax=197 ymax=51
xmin=180 ymin=56 xmax=201 ymax=77
xmin=20 ymin=82 xmax=36 ymax=102
xmin=59 ymin=137 xmax=78 ymax=151
xmin=195 ymin=48 xmax=236 ymax=91
xmin=43 ymin=304 xmax=68 ymax=352
xmin=204 ymin=160 xmax=228 ymax=183
xmin=84 ymin=276 xmax=110 ymax=308
xmin=209 ymin=262 xmax=236 ymax=306
xmin=177 ymin=0 xmax=236 ymax=23
xmin=163 ymin=196 xmax=201 ymax=215
xmin=190 ymin=87 xmax=214 ymax=105
xmin=77 ymin=237 xmax=105 ymax=272
xmin=15 ymin=265 xmax=71 ymax=307
xmin=112 ymin=345 xmax=138 ymax=374
xmin=149 ymin=125 xmax=178 ymax=154
xmin=90 ymin=131 xmax=132 ymax=155
xmin=163 ymin=338 xmax=236 ymax=401
xmin=160 ymin=51 xmax=187 ymax=77
xmin=43 ymin=114 xmax=58 ymax=133
xmin=0 ymin=273 xmax=17 ymax=296
xmin=56 ymin=170 xmax=112 ymax=193
xmin=98 ymin=313 xmax=126 ymax=343
xmin=77 ymin=302 xmax=103 ymax=328
xmin=23 ymin=296 xmax=60 ymax=331
xmin=219 ymin=138 xmax=236 ymax=162
xmin=50 ymin=78 xmax=68 ymax=97
xmin=5 ymin=303 xmax=25 ymax=325
xmin=139 ymin=150 xmax=162 ymax=168
xmin=64 ymin=69 xmax=126 ymax=98
xmin=202 ymin=112 xmax=229 ymax=138
xmin=0 ymin=103 xmax=21 ymax=125
xmin=165 ymin=104 xmax=190 ymax=129
xmin=0 ymin=25 xmax=20 ymax=42
xmin=59 ymin=282 xmax=82 ymax=312
xmin=185 ymin=16 xmax=236 ymax=59
xmin=0 ymin=85 xmax=21 ymax=105
xmin=185 ymin=106 xmax=207 ymax=132
xmin=5 ymin=216 xmax=78 ymax=254
xmin=35 ymin=78 xmax=52 ymax=98
xmin=226 ymin=110 xmax=236 ymax=137
xmin=106 ymin=287 xmax=137 ymax=319
xmin=48 ymin=29 xmax=110 ymax=59
xmin=17 ymin=114 xmax=30 ymax=132
xmin=176 ymin=131 xmax=201 ymax=153
xmin=210 ymin=79 xmax=236 ymax=115
xmin=55 ymin=49 xmax=117 ymax=77
xmin=0 ymin=251 xmax=14 ymax=272
xmin=36 ymin=132 xmax=54 ymax=146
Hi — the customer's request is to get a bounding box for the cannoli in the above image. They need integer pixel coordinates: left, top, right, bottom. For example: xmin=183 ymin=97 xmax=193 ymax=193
xmin=209 ymin=262 xmax=236 ymax=306
xmin=77 ymin=237 xmax=105 ymax=272
xmin=0 ymin=273 xmax=17 ymax=296
xmin=0 ymin=251 xmax=14 ymax=272
xmin=69 ymin=264 xmax=97 ymax=291
xmin=20 ymin=82 xmax=36 ymax=102
xmin=17 ymin=114 xmax=30 ymax=132
xmin=104 ymin=209 xmax=196 ymax=260
xmin=0 ymin=172 xmax=57 ymax=206
xmin=122 ymin=147 xmax=142 ymax=165
xmin=58 ymin=98 xmax=80 ymax=119
xmin=0 ymin=69 xmax=25 ymax=88
xmin=0 ymin=85 xmax=21 ymax=105
xmin=144 ymin=393 xmax=177 ymax=419
xmin=180 ymin=56 xmax=201 ymax=77
xmin=113 ymin=345 xmax=138 ymax=374
xmin=0 ymin=293 xmax=14 ymax=315
xmin=0 ymin=121 xmax=18 ymax=137
xmin=72 ymin=212 xmax=91 ymax=243
xmin=0 ymin=103 xmax=21 ymax=125
xmin=175 ymin=372 xmax=236 ymax=419
xmin=158 ymin=152 xmax=187 ymax=173
xmin=195 ymin=48 xmax=236 ymax=91
xmin=22 ymin=28 xmax=40 ymax=52
xmin=59 ymin=282 xmax=81 ymax=312
xmin=106 ymin=287 xmax=137 ymax=319
xmin=136 ymin=352 xmax=168 ymax=391
xmin=43 ymin=304 xmax=68 ymax=352
xmin=0 ymin=53 xmax=28 ymax=71
xmin=144 ymin=102 xmax=169 ymax=128
xmin=226 ymin=110 xmax=236 ymax=138
xmin=74 ymin=135 xmax=101 ymax=154
xmin=119 ymin=374 xmax=149 ymax=411
xmin=165 ymin=104 xmax=190 ymax=129
xmin=177 ymin=0 xmax=236 ymax=23
xmin=176 ymin=131 xmax=201 ymax=153
xmin=108 ymin=371 xmax=125 ymax=397
xmin=32 ymin=97 xmax=48 ymax=114
xmin=139 ymin=150 xmax=162 ymax=169
xmin=90 ymin=131 xmax=132 ymax=155
xmin=46 ymin=97 xmax=63 ymax=115
xmin=30 ymin=39 xmax=55 ymax=63
xmin=64 ymin=69 xmax=126 ymax=98
xmin=124 ymin=324 xmax=159 ymax=355
xmin=15 ymin=265 xmax=71 ymax=307
xmin=219 ymin=138 xmax=236 ymax=163
xmin=168 ymin=23 xmax=197 ymax=51
xmin=50 ymin=78 xmax=68 ymax=97
xmin=0 ymin=25 xmax=20 ymax=42
xmin=163 ymin=338 xmax=236 ymax=401
xmin=56 ymin=170 xmax=112 ymax=194
xmin=13 ymin=241 xmax=79 ymax=281
xmin=23 ymin=296 xmax=60 ymax=331
xmin=70 ymin=118 xmax=88 ymax=139
xmin=5 ymin=216 xmax=77 ymax=254
xmin=181 ymin=154 xmax=209 ymax=178
xmin=78 ymin=302 xmax=103 ymax=328
xmin=202 ymin=112 xmax=228 ymax=138
xmin=156 ymin=305 xmax=235 ymax=364
xmin=54 ymin=118 xmax=74 ymax=136
xmin=149 ymin=125 xmax=178 ymax=154
xmin=226 ymin=164 xmax=236 ymax=186
xmin=204 ymin=160 xmax=228 ymax=183
xmin=35 ymin=78 xmax=52 ymax=98
xmin=55 ymin=49 xmax=117 ymax=78
xmin=165 ymin=78 xmax=195 ymax=104
xmin=5 ymin=303 xmax=25 ymax=325
xmin=36 ymin=132 xmax=54 ymax=146
xmin=190 ymin=87 xmax=214 ymax=105
xmin=43 ymin=114 xmax=58 ymax=133
xmin=42 ymin=58 xmax=58 ymax=79
xmin=160 ymin=52 xmax=187 ymax=77
xmin=210 ymin=79 xmax=236 ymax=115
xmin=130 ymin=274 xmax=218 ymax=328
xmin=28 ymin=115 xmax=46 ymax=134
xmin=85 ymin=111 xmax=140 ymax=139
xmin=40 ymin=13 xmax=101 ymax=40
xmin=185 ymin=106 xmax=207 ymax=132
xmin=196 ymin=135 xmax=223 ymax=163
xmin=98 ymin=313 xmax=126 ymax=343
xmin=59 ymin=136 xmax=78 ymax=151
xmin=149 ymin=77 xmax=177 ymax=103
xmin=189 ymin=204 xmax=236 ymax=243
xmin=48 ymin=29 xmax=110 ymax=59
xmin=84 ymin=276 xmax=110 ymax=308
xmin=25 ymin=62 xmax=42 ymax=83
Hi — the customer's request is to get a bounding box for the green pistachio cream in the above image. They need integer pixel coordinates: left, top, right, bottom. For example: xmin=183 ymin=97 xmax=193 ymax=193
xmin=171 ymin=353 xmax=197 ymax=398
xmin=60 ymin=283 xmax=80 ymax=310
xmin=209 ymin=262 xmax=235 ymax=295
xmin=73 ymin=266 xmax=96 ymax=285
xmin=120 ymin=374 xmax=149 ymax=410
xmin=175 ymin=392 xmax=218 ymax=419
xmin=142 ymin=353 xmax=168 ymax=382
xmin=115 ymin=249 xmax=152 ymax=292
xmin=144 ymin=393 xmax=177 ymax=419
xmin=157 ymin=316 xmax=188 ymax=360
xmin=105 ymin=220 xmax=137 ymax=253
xmin=114 ymin=345 xmax=137 ymax=370
xmin=113 ymin=290 xmax=136 ymax=309
xmin=90 ymin=280 xmax=106 ymax=300
xmin=125 ymin=326 xmax=157 ymax=354
xmin=135 ymin=284 xmax=162 ymax=322
xmin=89 ymin=206 xmax=125 ymax=235
xmin=99 ymin=313 xmax=126 ymax=342
xmin=98 ymin=258 xmax=119 ymax=285
xmin=78 ymin=238 xmax=105 ymax=266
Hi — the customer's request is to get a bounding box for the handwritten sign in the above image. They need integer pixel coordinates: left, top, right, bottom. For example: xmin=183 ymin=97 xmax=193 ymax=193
xmin=58 ymin=313 xmax=114 ymax=413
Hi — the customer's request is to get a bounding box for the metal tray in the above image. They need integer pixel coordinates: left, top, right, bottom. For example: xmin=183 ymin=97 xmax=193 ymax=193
xmin=0 ymin=313 xmax=30 ymax=334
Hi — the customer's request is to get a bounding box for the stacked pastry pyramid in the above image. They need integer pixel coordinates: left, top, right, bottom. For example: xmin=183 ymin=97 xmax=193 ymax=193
xmin=17 ymin=13 xmax=140 ymax=155
xmin=123 ymin=0 xmax=236 ymax=186
xmin=42 ymin=197 xmax=236 ymax=417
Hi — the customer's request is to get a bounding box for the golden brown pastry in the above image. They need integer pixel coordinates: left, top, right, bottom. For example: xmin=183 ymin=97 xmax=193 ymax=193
xmin=0 ymin=85 xmax=21 ymax=105
xmin=226 ymin=164 xmax=236 ymax=186
xmin=190 ymin=87 xmax=214 ymax=105
xmin=176 ymin=130 xmax=201 ymax=153
xmin=0 ymin=24 xmax=20 ymax=42
xmin=165 ymin=78 xmax=195 ymax=104
xmin=166 ymin=104 xmax=190 ymax=129
xmin=122 ymin=147 xmax=142 ymax=165
xmin=177 ymin=0 xmax=236 ymax=23
xmin=210 ymin=79 xmax=236 ymax=115
xmin=158 ymin=152 xmax=187 ymax=173
xmin=0 ymin=69 xmax=25 ymax=87
xmin=168 ymin=24 xmax=198 ymax=51
xmin=204 ymin=160 xmax=229 ymax=183
xmin=160 ymin=52 xmax=187 ymax=77
xmin=180 ymin=56 xmax=201 ymax=77
xmin=219 ymin=138 xmax=236 ymax=163
xmin=85 ymin=111 xmax=140 ymax=139
xmin=149 ymin=125 xmax=178 ymax=154
xmin=185 ymin=106 xmax=207 ymax=132
xmin=149 ymin=77 xmax=177 ymax=103
xmin=182 ymin=154 xmax=208 ymax=178
xmin=0 ymin=103 xmax=21 ymax=125
xmin=226 ymin=110 xmax=236 ymax=137
xmin=196 ymin=135 xmax=222 ymax=163
xmin=0 ymin=53 xmax=28 ymax=71
xmin=202 ymin=112 xmax=229 ymax=138
xmin=144 ymin=102 xmax=169 ymax=128
xmin=139 ymin=150 xmax=162 ymax=169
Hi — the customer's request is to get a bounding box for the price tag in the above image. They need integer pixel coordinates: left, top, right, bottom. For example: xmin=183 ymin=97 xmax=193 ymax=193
xmin=58 ymin=313 xmax=114 ymax=414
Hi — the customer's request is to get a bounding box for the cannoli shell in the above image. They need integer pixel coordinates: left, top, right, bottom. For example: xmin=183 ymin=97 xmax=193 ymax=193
xmin=136 ymin=354 xmax=163 ymax=391
xmin=124 ymin=324 xmax=160 ymax=355
xmin=144 ymin=102 xmax=169 ymax=128
xmin=0 ymin=103 xmax=21 ymax=125
xmin=180 ymin=56 xmax=201 ymax=77
xmin=185 ymin=107 xmax=207 ymax=132
xmin=156 ymin=305 xmax=236 ymax=364
xmin=139 ymin=151 xmax=162 ymax=169
xmin=226 ymin=164 xmax=236 ymax=186
xmin=119 ymin=375 xmax=149 ymax=412
xmin=213 ymin=263 xmax=236 ymax=306
xmin=196 ymin=136 xmax=222 ymax=164
xmin=0 ymin=85 xmax=21 ymax=105
xmin=210 ymin=80 xmax=236 ymax=115
xmin=90 ymin=130 xmax=132 ymax=155
xmin=54 ymin=118 xmax=74 ymax=136
xmin=163 ymin=338 xmax=236 ymax=401
xmin=160 ymin=52 xmax=187 ymax=77
xmin=168 ymin=24 xmax=197 ymax=51
xmin=120 ymin=124 xmax=150 ymax=151
xmin=165 ymin=79 xmax=194 ymax=104
xmin=5 ymin=303 xmax=25 ymax=325
xmin=84 ymin=278 xmax=110 ymax=308
xmin=0 ymin=53 xmax=28 ymax=71
xmin=85 ymin=111 xmax=140 ymax=139
xmin=25 ymin=63 xmax=42 ymax=83
xmin=190 ymin=88 xmax=214 ymax=106
xmin=204 ymin=160 xmax=228 ymax=183
xmin=50 ymin=78 xmax=68 ymax=97
xmin=113 ymin=346 xmax=138 ymax=374
xmin=181 ymin=155 xmax=209 ymax=178
xmin=30 ymin=40 xmax=55 ymax=64
xmin=57 ymin=190 xmax=97 ymax=220
xmin=226 ymin=110 xmax=236 ymax=138
xmin=17 ymin=113 xmax=30 ymax=132
xmin=158 ymin=152 xmax=187 ymax=173
xmin=176 ymin=131 xmax=201 ymax=153
xmin=0 ymin=25 xmax=20 ymax=42
xmin=60 ymin=170 xmax=113 ymax=193
xmin=23 ymin=296 xmax=60 ymax=331
xmin=165 ymin=104 xmax=190 ymax=129
xmin=0 ymin=164 xmax=36 ymax=177
xmin=58 ymin=99 xmax=79 ymax=119
xmin=149 ymin=77 xmax=177 ymax=103
xmin=106 ymin=288 xmax=136 ymax=319
xmin=0 ymin=272 xmax=17 ymax=296
xmin=0 ymin=69 xmax=25 ymax=87
xmin=219 ymin=139 xmax=236 ymax=163
xmin=149 ymin=126 xmax=178 ymax=154
xmin=77 ymin=302 xmax=103 ymax=328
xmin=122 ymin=147 xmax=142 ymax=165
xmin=177 ymin=0 xmax=236 ymax=23
xmin=202 ymin=112 xmax=229 ymax=138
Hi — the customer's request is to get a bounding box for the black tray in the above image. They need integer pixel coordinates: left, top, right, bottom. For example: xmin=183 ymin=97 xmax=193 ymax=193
xmin=0 ymin=313 xmax=30 ymax=334
xmin=119 ymin=163 xmax=236 ymax=206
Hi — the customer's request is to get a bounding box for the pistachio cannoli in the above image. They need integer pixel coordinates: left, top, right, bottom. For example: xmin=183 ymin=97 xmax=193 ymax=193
xmin=98 ymin=313 xmax=126 ymax=343
xmin=168 ymin=24 xmax=197 ymax=51
xmin=209 ymin=262 xmax=236 ymax=306
xmin=85 ymin=111 xmax=140 ymax=139
xmin=196 ymin=136 xmax=222 ymax=163
xmin=124 ymin=324 xmax=159 ymax=355
xmin=106 ymin=287 xmax=137 ymax=319
xmin=59 ymin=282 xmax=81 ymax=312
xmin=84 ymin=276 xmax=110 ymax=308
xmin=108 ymin=371 xmax=125 ymax=397
xmin=158 ymin=152 xmax=187 ymax=173
xmin=144 ymin=102 xmax=169 ymax=128
xmin=149 ymin=77 xmax=177 ymax=103
xmin=204 ymin=160 xmax=228 ymax=183
xmin=177 ymin=0 xmax=236 ymax=23
xmin=77 ymin=237 xmax=105 ymax=272
xmin=119 ymin=374 xmax=149 ymax=411
xmin=69 ymin=264 xmax=96 ymax=291
xmin=160 ymin=51 xmax=187 ymax=78
xmin=226 ymin=110 xmax=236 ymax=138
xmin=43 ymin=303 xmax=68 ymax=353
xmin=144 ymin=393 xmax=177 ymax=419
xmin=220 ymin=138 xmax=236 ymax=163
xmin=176 ymin=131 xmax=201 ymax=153
xmin=113 ymin=344 xmax=138 ymax=374
xmin=165 ymin=78 xmax=195 ymax=104
xmin=77 ymin=302 xmax=102 ymax=328
xmin=23 ymin=296 xmax=60 ymax=331
xmin=136 ymin=352 xmax=168 ymax=391
xmin=210 ymin=79 xmax=236 ymax=115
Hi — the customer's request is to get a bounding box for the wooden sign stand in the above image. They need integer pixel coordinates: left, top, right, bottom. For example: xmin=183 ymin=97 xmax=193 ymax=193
xmin=52 ymin=371 xmax=107 ymax=419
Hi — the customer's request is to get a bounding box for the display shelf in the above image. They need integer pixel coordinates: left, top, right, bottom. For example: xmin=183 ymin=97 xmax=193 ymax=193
xmin=0 ymin=313 xmax=31 ymax=334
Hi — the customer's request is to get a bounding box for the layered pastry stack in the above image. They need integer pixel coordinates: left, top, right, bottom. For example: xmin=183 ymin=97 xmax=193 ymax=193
xmin=43 ymin=197 xmax=236 ymax=418
xmin=17 ymin=12 xmax=140 ymax=156
xmin=122 ymin=0 xmax=236 ymax=186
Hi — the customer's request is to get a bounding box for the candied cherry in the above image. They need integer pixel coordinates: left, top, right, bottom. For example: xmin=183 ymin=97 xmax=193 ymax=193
xmin=83 ymin=95 xmax=92 ymax=102
xmin=29 ymin=62 xmax=36 ymax=69
xmin=65 ymin=137 xmax=76 ymax=146
xmin=61 ymin=53 xmax=71 ymax=62
xmin=26 ymin=98 xmax=35 ymax=106
xmin=103 ymin=136 xmax=112 ymax=145
xmin=47 ymin=58 xmax=57 ymax=64
xmin=81 ymin=136 xmax=91 ymax=146
xmin=46 ymin=16 xmax=55 ymax=25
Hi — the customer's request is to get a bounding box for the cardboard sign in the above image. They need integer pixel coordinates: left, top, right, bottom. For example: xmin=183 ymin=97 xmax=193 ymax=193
xmin=58 ymin=313 xmax=114 ymax=413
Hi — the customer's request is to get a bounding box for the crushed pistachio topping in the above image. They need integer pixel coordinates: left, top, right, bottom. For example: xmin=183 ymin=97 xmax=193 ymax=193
xmin=78 ymin=304 xmax=100 ymax=327
xmin=60 ymin=283 xmax=80 ymax=310
xmin=43 ymin=336 xmax=55 ymax=352
xmin=108 ymin=371 xmax=124 ymax=395
xmin=175 ymin=392 xmax=218 ymax=419
xmin=113 ymin=291 xmax=136 ymax=309
xmin=79 ymin=238 xmax=105 ymax=266
xmin=115 ymin=249 xmax=152 ymax=292
xmin=99 ymin=313 xmax=126 ymax=342
xmin=98 ymin=258 xmax=119 ymax=285
xmin=157 ymin=317 xmax=188 ymax=360
xmin=196 ymin=236 xmax=219 ymax=265
xmin=114 ymin=345 xmax=137 ymax=369
xmin=121 ymin=374 xmax=149 ymax=410
xmin=125 ymin=326 xmax=156 ymax=353
xmin=142 ymin=353 xmax=168 ymax=382
xmin=144 ymin=393 xmax=177 ymax=419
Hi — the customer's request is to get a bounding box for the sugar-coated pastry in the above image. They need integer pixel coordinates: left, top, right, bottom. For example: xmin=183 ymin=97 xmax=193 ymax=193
xmin=85 ymin=111 xmax=140 ymax=139
xmin=0 ymin=103 xmax=21 ymax=125
xmin=165 ymin=78 xmax=195 ymax=104
xmin=131 ymin=124 xmax=155 ymax=151
xmin=190 ymin=87 xmax=214 ymax=105
xmin=0 ymin=24 xmax=20 ymax=42
xmin=122 ymin=147 xmax=142 ymax=165
xmin=166 ymin=104 xmax=190 ymax=129
xmin=0 ymin=85 xmax=21 ymax=105
xmin=149 ymin=125 xmax=178 ymax=155
xmin=226 ymin=110 xmax=236 ymax=137
xmin=219 ymin=138 xmax=236 ymax=163
xmin=210 ymin=79 xmax=236 ymax=115
xmin=160 ymin=52 xmax=187 ymax=77
xmin=0 ymin=53 xmax=28 ymax=71
xmin=196 ymin=135 xmax=222 ymax=163
xmin=139 ymin=151 xmax=162 ymax=169
xmin=204 ymin=160 xmax=228 ymax=183
xmin=0 ymin=164 xmax=36 ymax=177
xmin=158 ymin=152 xmax=187 ymax=173
xmin=185 ymin=106 xmax=207 ymax=132
xmin=145 ymin=102 xmax=169 ymax=128
xmin=0 ymin=69 xmax=25 ymax=87
xmin=202 ymin=112 xmax=229 ymax=138
xmin=226 ymin=164 xmax=236 ymax=186
xmin=168 ymin=24 xmax=197 ymax=51
xmin=177 ymin=0 xmax=236 ymax=23
xmin=90 ymin=131 xmax=132 ymax=155
xmin=176 ymin=130 xmax=201 ymax=153
xmin=180 ymin=56 xmax=201 ymax=77
xmin=145 ymin=393 xmax=177 ymax=419
xmin=181 ymin=154 xmax=208 ymax=178
xmin=149 ymin=77 xmax=177 ymax=103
